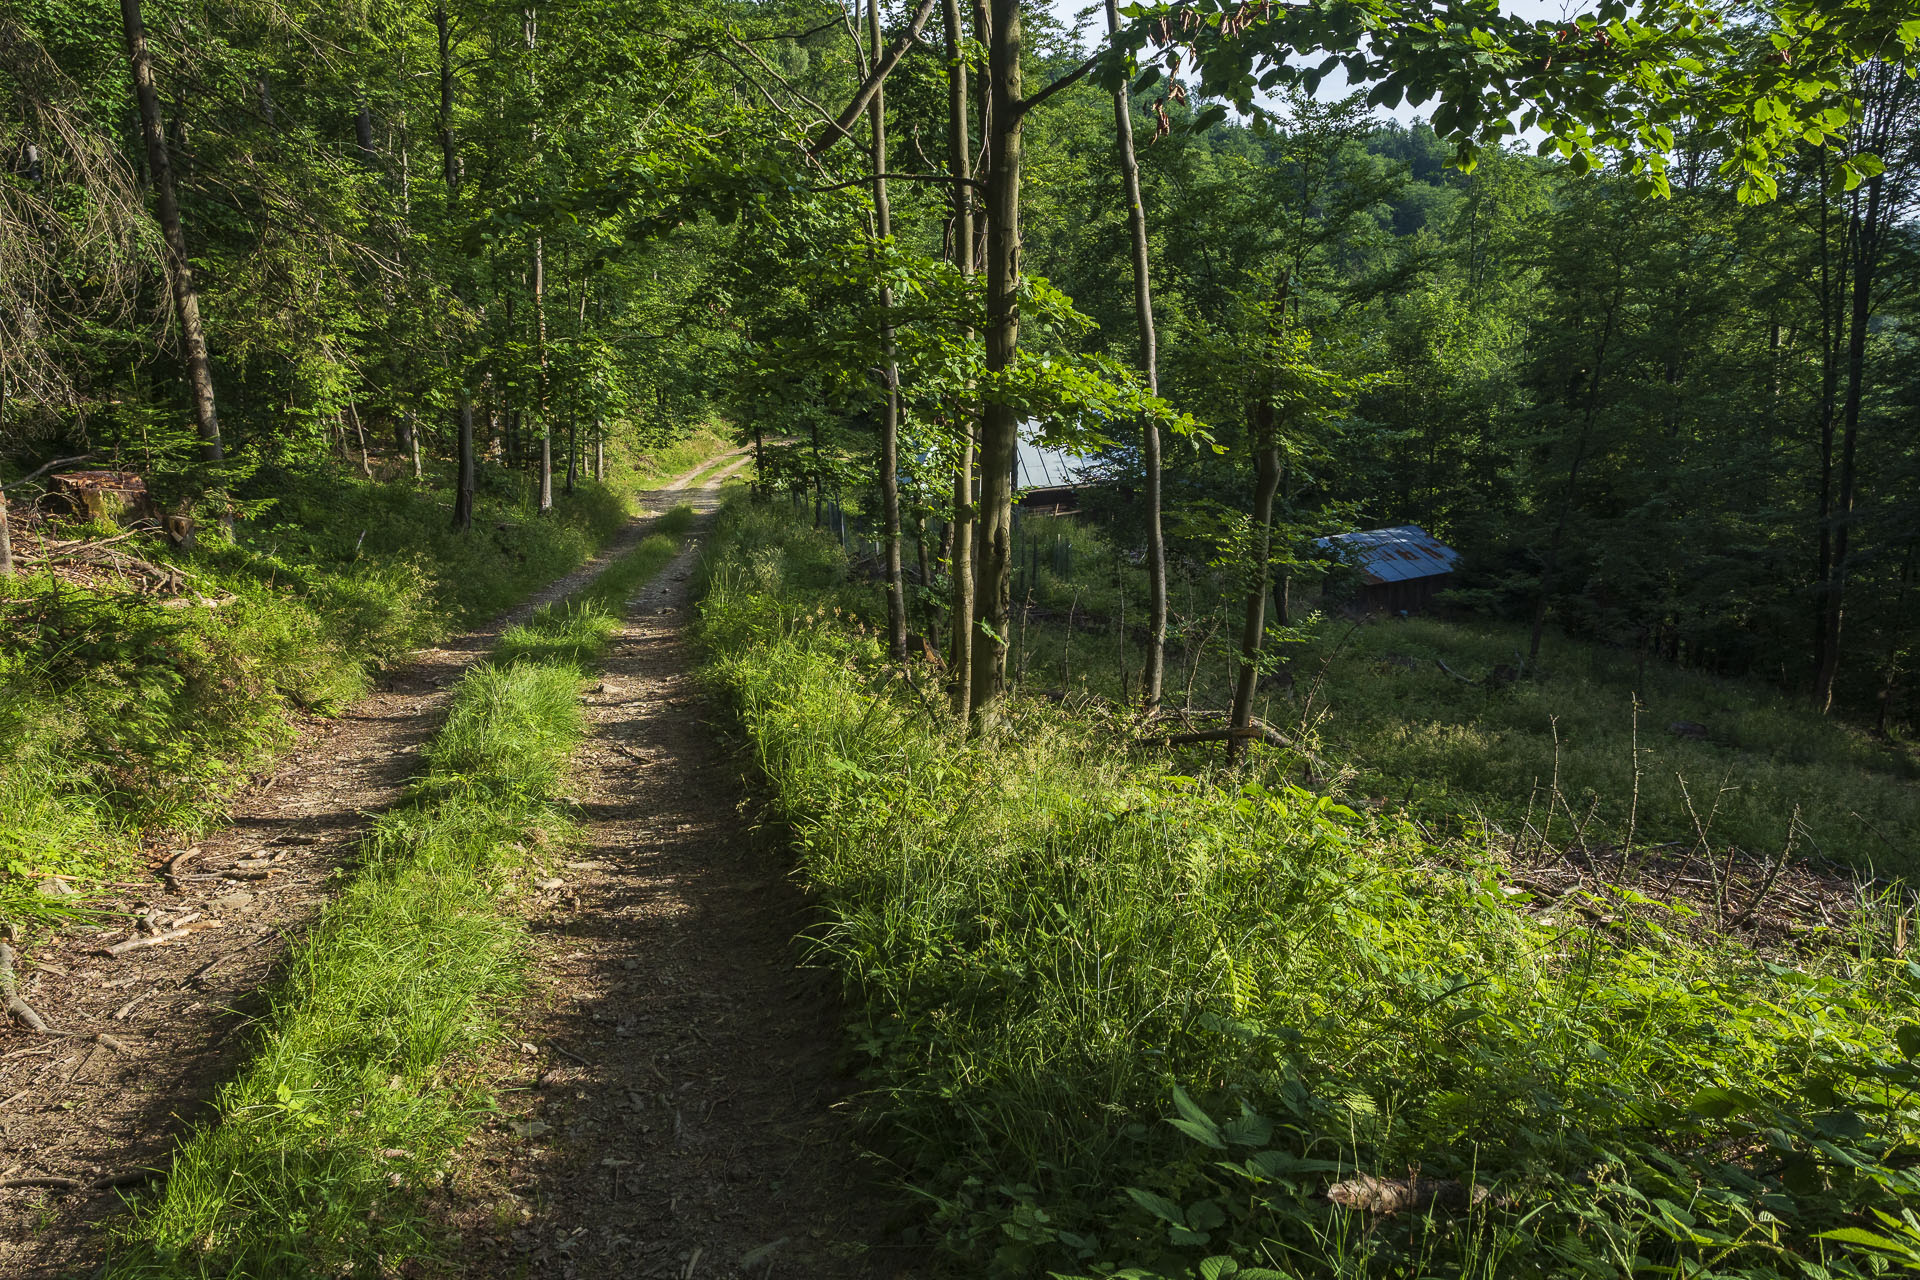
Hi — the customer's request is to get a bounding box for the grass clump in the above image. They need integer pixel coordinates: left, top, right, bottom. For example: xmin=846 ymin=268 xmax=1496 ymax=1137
xmin=0 ymin=461 xmax=636 ymax=928
xmin=696 ymin=500 xmax=1920 ymax=1280
xmin=108 ymin=521 xmax=690 ymax=1278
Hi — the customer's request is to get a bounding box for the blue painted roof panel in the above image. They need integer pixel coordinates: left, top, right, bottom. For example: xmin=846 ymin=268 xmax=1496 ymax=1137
xmin=1313 ymin=525 xmax=1459 ymax=584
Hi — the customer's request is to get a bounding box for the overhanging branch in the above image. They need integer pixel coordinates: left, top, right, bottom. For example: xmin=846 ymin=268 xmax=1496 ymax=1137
xmin=806 ymin=0 xmax=939 ymax=157
xmin=1017 ymin=49 xmax=1104 ymax=118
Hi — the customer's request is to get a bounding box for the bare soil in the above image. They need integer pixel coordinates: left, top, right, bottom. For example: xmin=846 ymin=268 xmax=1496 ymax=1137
xmin=0 ymin=452 xmax=747 ymax=1278
xmin=436 ymin=494 xmax=923 ymax=1280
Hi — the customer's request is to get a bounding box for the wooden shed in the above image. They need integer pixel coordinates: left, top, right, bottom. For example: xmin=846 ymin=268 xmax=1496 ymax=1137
xmin=1316 ymin=525 xmax=1460 ymax=614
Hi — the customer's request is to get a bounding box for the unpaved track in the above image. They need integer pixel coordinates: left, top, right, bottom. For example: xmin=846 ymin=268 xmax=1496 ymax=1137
xmin=438 ymin=501 xmax=922 ymax=1279
xmin=0 ymin=451 xmax=748 ymax=1278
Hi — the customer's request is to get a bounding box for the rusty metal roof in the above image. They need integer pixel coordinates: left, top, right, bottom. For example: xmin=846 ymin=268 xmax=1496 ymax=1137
xmin=1314 ymin=525 xmax=1459 ymax=583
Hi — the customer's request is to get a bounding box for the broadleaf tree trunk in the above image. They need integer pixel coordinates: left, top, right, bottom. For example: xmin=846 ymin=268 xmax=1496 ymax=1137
xmin=1528 ymin=284 xmax=1619 ymax=667
xmin=0 ymin=373 xmax=12 ymax=578
xmin=944 ymin=0 xmax=975 ymax=719
xmin=121 ymin=0 xmax=224 ymax=473
xmin=1227 ymin=399 xmax=1281 ymax=764
xmin=1812 ymin=153 xmax=1844 ymax=685
xmin=968 ymin=0 xmax=1021 ymax=728
xmin=917 ymin=517 xmax=938 ymax=650
xmin=566 ymin=274 xmax=587 ymax=496
xmin=1105 ymin=0 xmax=1165 ymax=710
xmin=1812 ymin=170 xmax=1884 ymax=712
xmin=436 ymin=4 xmax=475 ymax=532
xmin=534 ymin=235 xmax=553 ymax=513
xmin=870 ymin=0 xmax=909 ymax=661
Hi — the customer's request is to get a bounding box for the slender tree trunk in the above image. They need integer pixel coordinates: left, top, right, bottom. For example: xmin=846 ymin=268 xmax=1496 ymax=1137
xmin=1528 ymin=288 xmax=1619 ymax=666
xmin=0 ymin=373 xmax=12 ymax=579
xmin=435 ymin=7 xmax=458 ymax=191
xmin=355 ymin=97 xmax=376 ymax=164
xmin=1813 ymin=174 xmax=1884 ymax=713
xmin=565 ymin=265 xmax=587 ymax=497
xmin=944 ymin=0 xmax=976 ymax=718
xmin=1813 ymin=156 xmax=1843 ymax=686
xmin=436 ymin=4 xmax=475 ymax=531
xmin=869 ymin=0 xmax=909 ymax=661
xmin=349 ymin=399 xmax=373 ymax=478
xmin=812 ymin=417 xmax=824 ymax=527
xmin=917 ymin=517 xmax=938 ymax=650
xmin=968 ymin=0 xmax=1022 ymax=726
xmin=594 ymin=423 xmax=604 ymax=481
xmin=453 ymin=388 xmax=476 ymax=530
xmin=969 ymin=0 xmax=992 ymax=273
xmin=1878 ymin=545 xmax=1914 ymax=734
xmin=1104 ymin=0 xmax=1165 ymax=709
xmin=121 ymin=0 xmax=222 ymax=469
xmin=1227 ymin=404 xmax=1281 ymax=763
xmin=534 ymin=235 xmax=553 ymax=512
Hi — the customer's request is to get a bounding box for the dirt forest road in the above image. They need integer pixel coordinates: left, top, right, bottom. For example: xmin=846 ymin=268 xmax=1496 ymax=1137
xmin=438 ymin=487 xmax=920 ymax=1280
xmin=0 ymin=450 xmax=848 ymax=1280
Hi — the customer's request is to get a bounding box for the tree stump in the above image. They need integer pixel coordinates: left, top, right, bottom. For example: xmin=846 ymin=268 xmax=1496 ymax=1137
xmin=47 ymin=471 xmax=159 ymax=524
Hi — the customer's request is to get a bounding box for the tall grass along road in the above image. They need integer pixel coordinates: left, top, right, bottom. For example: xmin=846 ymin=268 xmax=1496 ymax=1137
xmin=697 ymin=500 xmax=1920 ymax=1280
xmin=0 ymin=454 xmax=741 ymax=1278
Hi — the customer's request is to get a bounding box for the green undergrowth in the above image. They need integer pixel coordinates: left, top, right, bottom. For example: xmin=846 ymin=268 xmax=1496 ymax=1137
xmin=0 ymin=460 xmax=641 ymax=928
xmin=106 ymin=511 xmax=693 ymax=1278
xmin=696 ymin=500 xmax=1920 ymax=1280
xmin=996 ymin=514 xmax=1917 ymax=875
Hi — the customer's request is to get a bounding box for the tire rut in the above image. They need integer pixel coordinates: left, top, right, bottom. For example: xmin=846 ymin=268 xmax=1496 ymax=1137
xmin=437 ymin=493 xmax=923 ymax=1279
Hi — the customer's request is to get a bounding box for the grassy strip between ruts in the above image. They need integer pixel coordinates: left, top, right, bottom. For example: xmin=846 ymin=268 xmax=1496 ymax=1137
xmin=695 ymin=500 xmax=1920 ymax=1280
xmin=105 ymin=510 xmax=693 ymax=1278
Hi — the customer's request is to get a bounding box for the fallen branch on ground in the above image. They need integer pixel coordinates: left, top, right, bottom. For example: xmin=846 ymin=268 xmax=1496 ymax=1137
xmin=0 ymin=944 xmax=47 ymax=1033
xmin=1155 ymin=724 xmax=1296 ymax=749
xmin=106 ymin=926 xmax=195 ymax=956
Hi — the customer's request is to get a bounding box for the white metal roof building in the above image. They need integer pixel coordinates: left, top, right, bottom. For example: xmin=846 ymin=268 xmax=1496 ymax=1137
xmin=1013 ymin=425 xmax=1093 ymax=512
xmin=1314 ymin=525 xmax=1461 ymax=613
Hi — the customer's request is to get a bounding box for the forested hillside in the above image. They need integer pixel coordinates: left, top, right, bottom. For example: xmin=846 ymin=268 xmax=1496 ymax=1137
xmin=2 ymin=0 xmax=1919 ymax=1277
